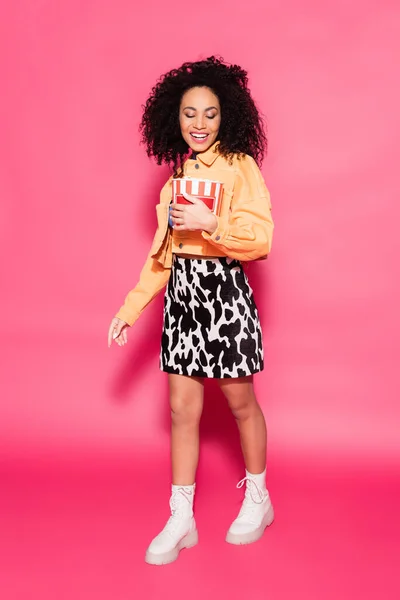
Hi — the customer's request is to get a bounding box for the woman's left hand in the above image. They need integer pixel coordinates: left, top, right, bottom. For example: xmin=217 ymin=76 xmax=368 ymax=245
xmin=170 ymin=192 xmax=218 ymax=234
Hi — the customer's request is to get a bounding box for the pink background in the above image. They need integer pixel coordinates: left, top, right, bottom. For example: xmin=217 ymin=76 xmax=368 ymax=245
xmin=1 ymin=1 xmax=399 ymax=598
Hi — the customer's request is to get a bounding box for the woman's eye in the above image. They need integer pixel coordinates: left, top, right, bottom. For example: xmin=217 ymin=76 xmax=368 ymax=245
xmin=207 ymin=115 xmax=216 ymax=120
xmin=184 ymin=114 xmax=195 ymax=118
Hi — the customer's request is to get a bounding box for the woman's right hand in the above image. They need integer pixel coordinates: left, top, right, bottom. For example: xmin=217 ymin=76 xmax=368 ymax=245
xmin=108 ymin=317 xmax=130 ymax=348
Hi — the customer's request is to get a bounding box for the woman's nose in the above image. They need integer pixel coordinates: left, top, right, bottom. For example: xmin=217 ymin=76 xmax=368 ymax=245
xmin=193 ymin=115 xmax=206 ymax=129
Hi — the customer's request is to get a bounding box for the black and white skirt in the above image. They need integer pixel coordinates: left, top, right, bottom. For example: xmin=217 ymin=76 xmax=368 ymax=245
xmin=160 ymin=255 xmax=264 ymax=379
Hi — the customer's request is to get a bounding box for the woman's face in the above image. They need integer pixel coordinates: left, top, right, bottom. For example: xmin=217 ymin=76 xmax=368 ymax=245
xmin=179 ymin=86 xmax=221 ymax=153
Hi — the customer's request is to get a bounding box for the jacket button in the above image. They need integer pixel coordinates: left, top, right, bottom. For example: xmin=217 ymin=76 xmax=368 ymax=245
xmin=215 ymin=235 xmax=221 ymax=241
xmin=195 ymin=163 xmax=200 ymax=169
xmin=179 ymin=243 xmax=183 ymax=249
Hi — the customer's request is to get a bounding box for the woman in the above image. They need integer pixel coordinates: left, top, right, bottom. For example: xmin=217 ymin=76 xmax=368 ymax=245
xmin=108 ymin=56 xmax=274 ymax=565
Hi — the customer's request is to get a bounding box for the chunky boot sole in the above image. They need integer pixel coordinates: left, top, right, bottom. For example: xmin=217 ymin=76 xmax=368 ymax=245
xmin=225 ymin=504 xmax=274 ymax=545
xmin=145 ymin=529 xmax=198 ymax=565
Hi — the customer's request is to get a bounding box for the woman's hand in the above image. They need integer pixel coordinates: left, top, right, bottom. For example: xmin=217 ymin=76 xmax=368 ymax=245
xmin=108 ymin=317 xmax=130 ymax=348
xmin=170 ymin=192 xmax=218 ymax=233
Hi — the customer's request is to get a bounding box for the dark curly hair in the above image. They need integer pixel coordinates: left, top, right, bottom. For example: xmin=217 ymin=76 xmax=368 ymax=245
xmin=140 ymin=56 xmax=267 ymax=174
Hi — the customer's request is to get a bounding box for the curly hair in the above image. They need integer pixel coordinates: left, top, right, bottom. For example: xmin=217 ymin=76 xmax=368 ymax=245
xmin=140 ymin=56 xmax=267 ymax=174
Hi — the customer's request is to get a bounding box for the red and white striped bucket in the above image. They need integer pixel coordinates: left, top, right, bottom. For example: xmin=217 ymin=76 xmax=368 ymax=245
xmin=172 ymin=178 xmax=224 ymax=216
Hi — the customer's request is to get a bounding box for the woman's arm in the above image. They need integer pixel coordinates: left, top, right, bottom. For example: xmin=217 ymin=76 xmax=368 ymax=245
xmin=115 ymin=247 xmax=171 ymax=327
xmin=201 ymin=155 xmax=274 ymax=261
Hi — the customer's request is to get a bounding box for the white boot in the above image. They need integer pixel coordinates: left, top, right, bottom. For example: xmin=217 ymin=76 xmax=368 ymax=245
xmin=145 ymin=484 xmax=198 ymax=565
xmin=226 ymin=470 xmax=274 ymax=545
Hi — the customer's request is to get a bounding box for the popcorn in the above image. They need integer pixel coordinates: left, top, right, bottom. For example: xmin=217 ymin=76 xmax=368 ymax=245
xmin=172 ymin=177 xmax=224 ymax=216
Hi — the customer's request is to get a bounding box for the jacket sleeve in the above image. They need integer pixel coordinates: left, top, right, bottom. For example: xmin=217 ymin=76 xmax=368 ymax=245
xmin=115 ymin=249 xmax=171 ymax=326
xmin=201 ymin=155 xmax=274 ymax=261
xmin=115 ymin=178 xmax=173 ymax=327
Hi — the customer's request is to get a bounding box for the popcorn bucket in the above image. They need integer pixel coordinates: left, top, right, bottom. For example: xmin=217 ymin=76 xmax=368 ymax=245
xmin=172 ymin=177 xmax=224 ymax=216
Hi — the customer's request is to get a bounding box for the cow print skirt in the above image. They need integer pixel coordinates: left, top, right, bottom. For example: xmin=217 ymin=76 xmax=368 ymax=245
xmin=160 ymin=255 xmax=264 ymax=379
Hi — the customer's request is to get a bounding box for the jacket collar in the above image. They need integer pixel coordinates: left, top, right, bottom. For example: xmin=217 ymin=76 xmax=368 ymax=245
xmin=195 ymin=141 xmax=220 ymax=166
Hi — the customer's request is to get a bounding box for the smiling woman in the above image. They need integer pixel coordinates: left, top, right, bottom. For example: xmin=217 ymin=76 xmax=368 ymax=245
xmin=138 ymin=56 xmax=267 ymax=174
xmin=107 ymin=56 xmax=274 ymax=566
xmin=179 ymin=87 xmax=221 ymax=151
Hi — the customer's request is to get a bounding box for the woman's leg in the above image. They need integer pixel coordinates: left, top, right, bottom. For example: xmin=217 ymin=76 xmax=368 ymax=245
xmin=145 ymin=374 xmax=204 ymax=565
xmin=218 ymin=375 xmax=274 ymax=545
xmin=218 ymin=375 xmax=266 ymax=473
xmin=169 ymin=373 xmax=204 ymax=485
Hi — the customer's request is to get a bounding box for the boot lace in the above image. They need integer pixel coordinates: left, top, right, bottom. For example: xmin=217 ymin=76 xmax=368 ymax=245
xmin=237 ymin=477 xmax=265 ymax=504
xmin=236 ymin=477 xmax=266 ymax=522
xmin=164 ymin=488 xmax=193 ymax=534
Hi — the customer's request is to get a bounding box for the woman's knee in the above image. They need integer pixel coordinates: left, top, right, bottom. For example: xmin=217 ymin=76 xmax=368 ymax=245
xmin=170 ymin=394 xmax=203 ymax=426
xmin=220 ymin=382 xmax=259 ymax=421
xmin=229 ymin=396 xmax=258 ymax=421
xmin=168 ymin=374 xmax=204 ymax=427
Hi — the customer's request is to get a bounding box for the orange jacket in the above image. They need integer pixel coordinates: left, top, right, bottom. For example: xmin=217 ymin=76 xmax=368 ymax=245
xmin=116 ymin=143 xmax=274 ymax=326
